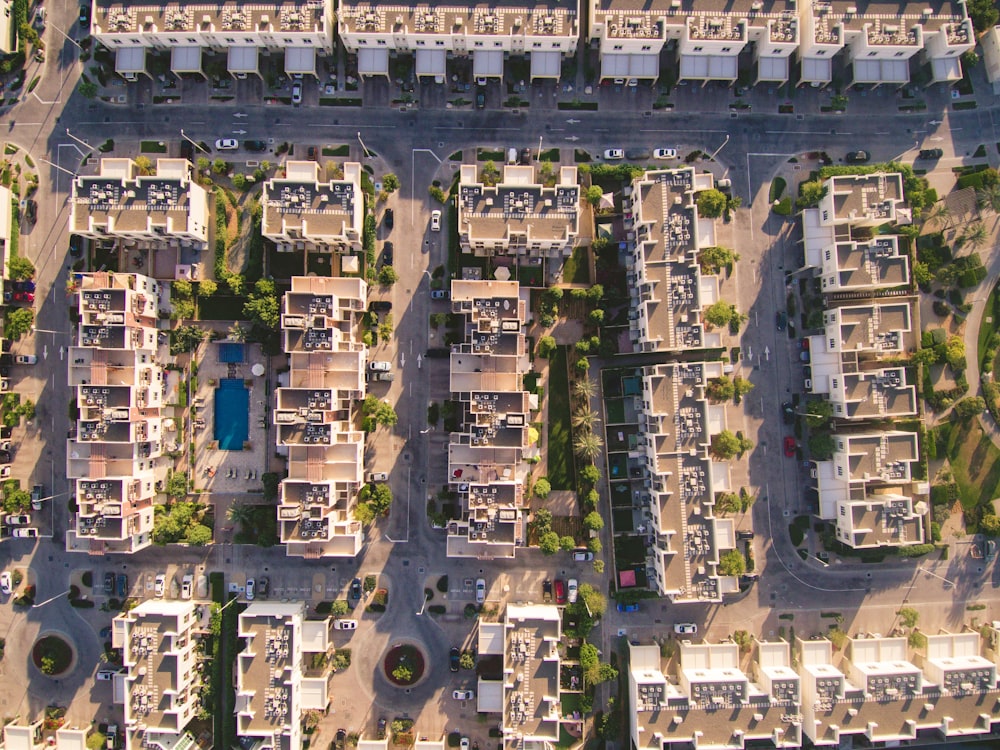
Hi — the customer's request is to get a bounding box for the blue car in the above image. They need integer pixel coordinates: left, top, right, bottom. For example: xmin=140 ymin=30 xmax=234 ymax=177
xmin=617 ymin=602 xmax=639 ymax=613
xmin=116 ymin=574 xmax=128 ymax=598
xmin=11 ymin=281 xmax=35 ymax=293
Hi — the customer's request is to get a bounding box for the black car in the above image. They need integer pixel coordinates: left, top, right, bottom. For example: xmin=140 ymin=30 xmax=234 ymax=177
xmin=776 ymin=311 xmax=787 ymax=332
xmin=918 ymin=148 xmax=943 ymax=160
xmin=79 ymin=4 xmax=90 ymax=27
xmin=349 ymin=578 xmax=362 ymax=600
xmin=12 ymin=280 xmax=35 ymax=293
xmin=845 ymin=150 xmax=870 ymax=164
xmin=23 ymin=199 xmax=36 ymax=224
xmin=0 ymin=450 xmax=12 ymax=464
xmin=376 ymin=718 xmax=386 ymax=740
xmin=625 ymin=148 xmax=651 ymax=161
xmin=334 ymin=729 xmax=346 ymax=750
xmin=307 ymin=146 xmax=317 ymax=160
xmin=520 ymin=148 xmax=532 ymax=165
xmin=116 ymin=574 xmax=128 ymax=599
xmin=369 ymin=301 xmax=392 ymax=313
xmin=781 ymin=402 xmax=795 ymax=424
xmin=383 ymin=208 xmax=394 ymax=230
xmin=475 ymin=87 xmax=486 ymax=109
xmin=69 ymin=236 xmax=84 ymax=258
xmin=244 ymin=140 xmax=268 ymax=152
xmin=736 ymin=530 xmax=754 ymax=541
xmin=425 ymin=347 xmax=450 ymax=358
xmin=450 ymin=647 xmax=460 ymax=672
xmin=381 ymin=242 xmax=393 ymax=267
xmin=257 ymin=576 xmax=269 ymax=599
xmin=104 ymin=572 xmax=115 ymax=595
xmin=542 ymin=579 xmax=553 ymax=602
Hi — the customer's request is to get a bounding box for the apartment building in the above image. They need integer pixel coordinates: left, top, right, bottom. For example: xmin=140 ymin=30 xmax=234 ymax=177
xmin=813 ymin=431 xmax=926 ymax=548
xmin=90 ymin=0 xmax=333 ymax=80
xmin=66 ymin=272 xmax=165 ymax=555
xmin=235 ymin=602 xmax=335 ymax=750
xmin=628 ymin=632 xmax=999 ymax=750
xmin=813 ymin=302 xmax=912 ymax=358
xmin=112 ymin=600 xmax=202 ymax=750
xmin=0 ymin=186 xmax=11 ymax=282
xmin=626 ymin=168 xmax=721 ymax=354
xmin=477 ymin=604 xmax=562 ymax=745
xmin=1 ymin=724 xmax=88 ymax=750
xmin=797 ymin=0 xmax=972 ymax=88
xmin=820 ymin=366 xmax=917 ymax=418
xmin=446 ymin=280 xmax=532 ymax=559
xmin=70 ymin=159 xmax=208 ymax=249
xmin=262 ymin=162 xmax=363 ymax=255
xmin=0 ymin=0 xmax=13 ymax=56
xmin=456 ymin=164 xmax=580 ymax=262
xmin=801 ymin=173 xmax=910 ymax=291
xmin=982 ymin=25 xmax=1000 ymax=94
xmin=590 ymin=0 xmax=799 ymax=85
xmin=276 ymin=276 xmax=368 ymax=558
xmin=338 ymin=0 xmax=579 ymax=81
xmin=634 ymin=362 xmax=740 ymax=600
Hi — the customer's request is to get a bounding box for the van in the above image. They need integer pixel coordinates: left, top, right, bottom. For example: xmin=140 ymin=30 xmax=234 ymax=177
xmin=507 ymin=147 xmax=517 ymax=164
xmin=106 ymin=725 xmax=118 ymax=750
xmin=181 ymin=574 xmax=193 ymax=600
xmin=717 ymin=178 xmax=732 ymax=189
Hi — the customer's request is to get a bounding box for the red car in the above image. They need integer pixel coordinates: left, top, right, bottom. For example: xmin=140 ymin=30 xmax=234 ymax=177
xmin=554 ymin=579 xmax=566 ymax=605
xmin=784 ymin=436 xmax=796 ymax=457
xmin=12 ymin=292 xmax=33 ymax=304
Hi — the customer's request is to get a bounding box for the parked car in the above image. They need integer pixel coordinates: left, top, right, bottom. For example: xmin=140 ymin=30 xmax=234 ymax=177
xmin=79 ymin=4 xmax=90 ymax=27
xmin=334 ymin=619 xmax=358 ymax=630
xmin=430 ymin=290 xmax=449 ymax=300
xmin=306 ymin=146 xmax=317 ymax=160
xmin=244 ymin=140 xmax=268 ymax=152
xmin=368 ymin=472 xmax=388 ymax=483
xmin=12 ymin=528 xmax=37 ymax=538
xmin=475 ymin=577 xmax=486 ymax=604
xmin=106 ymin=725 xmax=117 ymax=750
xmin=430 ymin=210 xmax=442 ymax=232
xmin=625 ymin=148 xmax=651 ymax=160
xmin=453 ymin=689 xmax=475 ymax=700
xmin=781 ymin=402 xmax=795 ymax=424
xmin=475 ymin=87 xmax=486 ymax=109
xmin=11 ymin=292 xmax=33 ymax=304
xmin=334 ymin=730 xmax=346 ymax=750
xmin=30 ymin=484 xmax=43 ymax=510
xmin=350 ymin=578 xmax=363 ymax=600
xmin=69 ymin=236 xmax=84 ymax=258
xmin=383 ymin=208 xmax=394 ymax=230
xmin=369 ymin=361 xmax=391 ymax=372
xmin=369 ymin=301 xmax=392 ymax=313
xmin=257 ymin=576 xmax=269 ymax=599
xmin=381 ymin=242 xmax=393 ymax=267
xmin=653 ymin=148 xmax=678 ymax=160
xmin=554 ymin=579 xmax=566 ymax=605
xmin=603 ymin=148 xmax=624 ymax=160
xmin=736 ymin=530 xmax=755 ymax=541
xmin=460 ymin=739 xmax=469 ymax=750
xmin=97 ymin=669 xmax=120 ymax=681
xmin=450 ymin=647 xmax=460 ymax=672
xmin=617 ymin=601 xmax=639 ymax=613
xmin=674 ymin=623 xmax=698 ymax=635
xmin=291 ymin=82 xmax=302 ymax=104
xmin=542 ymin=579 xmax=552 ymax=602
xmin=776 ymin=311 xmax=787 ymax=331
xmin=567 ymin=578 xmax=578 ymax=604
xmin=0 ymin=571 xmax=11 ymax=594
xmin=376 ymin=718 xmax=387 ymax=740
xmin=116 ymin=573 xmax=128 ymax=598
xmin=11 ymin=280 xmax=35 ymax=293
xmin=104 ymin=572 xmax=115 ymax=595
xmin=154 ymin=573 xmax=166 ymax=597
xmin=0 ymin=450 xmax=12 ymax=464
xmin=15 ymin=355 xmax=37 ymax=365
xmin=784 ymin=436 xmax=796 ymax=458
xmin=5 ymin=514 xmax=30 ymax=526
xmin=572 ymin=550 xmax=593 ymax=562
xmin=370 ymin=371 xmax=394 ymax=382
xmin=918 ymin=148 xmax=943 ymax=160
xmin=245 ymin=578 xmax=255 ymax=600
xmin=181 ymin=574 xmax=193 ymax=600
xmin=214 ymin=139 xmax=238 ymax=150
xmin=845 ymin=150 xmax=870 ymax=164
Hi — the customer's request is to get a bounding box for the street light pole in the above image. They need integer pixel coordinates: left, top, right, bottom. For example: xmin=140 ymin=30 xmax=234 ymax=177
xmin=357 ymin=131 xmax=371 ymax=159
xmin=536 ymin=135 xmax=543 ymax=162
xmin=65 ymin=129 xmax=94 ymax=154
xmin=49 ymin=24 xmax=82 ymax=51
xmin=179 ymin=130 xmax=209 ymax=154
xmin=32 ymin=589 xmax=73 ymax=608
xmin=708 ymin=134 xmax=731 ymax=162
xmin=36 ymin=157 xmax=77 ymax=178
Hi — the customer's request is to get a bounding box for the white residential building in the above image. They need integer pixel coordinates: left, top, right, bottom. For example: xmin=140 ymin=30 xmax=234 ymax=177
xmin=66 ymin=272 xmax=165 ymax=555
xmin=983 ymin=25 xmax=1000 ymax=94
xmin=90 ymin=0 xmax=333 ymax=80
xmin=262 ymin=162 xmax=363 ymax=254
xmin=338 ymin=0 xmax=579 ymax=81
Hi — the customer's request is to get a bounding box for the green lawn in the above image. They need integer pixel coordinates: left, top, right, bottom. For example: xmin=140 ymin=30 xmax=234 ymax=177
xmin=546 ymin=346 xmax=575 ymax=490
xmin=936 ymin=417 xmax=1000 ymax=511
xmin=561 ymin=246 xmax=591 ymax=285
xmin=198 ymin=295 xmax=247 ymax=321
xmin=977 ymin=278 xmax=1000 ymax=368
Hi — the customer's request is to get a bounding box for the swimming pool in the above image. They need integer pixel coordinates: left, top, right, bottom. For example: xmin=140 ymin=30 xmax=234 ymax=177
xmin=214 ymin=378 xmax=249 ymax=451
xmin=218 ymin=342 xmax=246 ymax=363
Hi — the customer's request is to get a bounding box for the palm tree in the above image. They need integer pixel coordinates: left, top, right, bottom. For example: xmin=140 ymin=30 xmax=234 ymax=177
xmin=572 ymin=377 xmax=598 ymax=402
xmin=571 ymin=407 xmax=601 ymax=432
xmin=226 ymin=502 xmax=254 ymax=529
xmin=963 ymin=221 xmax=989 ymax=251
xmin=922 ymin=201 xmax=951 ymax=229
xmin=976 ymin=184 xmax=1000 ymax=221
xmin=573 ymin=431 xmax=604 ymax=462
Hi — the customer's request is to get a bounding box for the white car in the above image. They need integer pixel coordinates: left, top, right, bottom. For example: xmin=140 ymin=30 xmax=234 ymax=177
xmin=572 ymin=550 xmax=593 ymax=562
xmin=452 ymin=689 xmax=475 ymax=700
xmin=215 ymin=139 xmax=238 ymax=150
xmin=246 ymin=578 xmax=255 ymax=601
xmin=653 ymin=148 xmax=678 ymax=160
xmin=567 ymin=578 xmax=578 ymax=604
xmin=0 ymin=571 xmax=11 ymax=594
xmin=154 ymin=573 xmax=166 ymax=598
xmin=475 ymin=578 xmax=486 ymax=604
xmin=291 ymin=81 xmax=302 ymax=104
xmin=14 ymin=355 xmax=37 ymax=364
xmin=674 ymin=623 xmax=698 ymax=635
xmin=368 ymin=472 xmax=388 ymax=483
xmin=96 ymin=669 xmax=118 ymax=681
xmin=460 ymin=739 xmax=470 ymax=750
xmin=333 ymin=619 xmax=358 ymax=630
xmin=430 ymin=210 xmax=441 ymax=232
xmin=181 ymin=574 xmax=193 ymax=600
xmin=12 ymin=528 xmax=37 ymax=538
xmin=603 ymin=149 xmax=624 ymax=160
xmin=369 ymin=361 xmax=391 ymax=372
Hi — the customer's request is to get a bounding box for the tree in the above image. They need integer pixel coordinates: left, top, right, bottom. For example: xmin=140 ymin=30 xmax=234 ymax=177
xmin=166 ymin=471 xmax=189 ymax=499
xmin=808 ymin=432 xmax=836 ymax=460
xmin=704 ymin=300 xmax=737 ymax=328
xmin=969 ymin=0 xmax=999 ymax=31
xmin=543 ymin=286 xmax=564 ymax=304
xmin=533 ymin=508 xmax=553 ymax=529
xmin=804 ymin=399 xmax=833 ymax=428
xmin=913 ymin=261 xmax=933 ymax=288
xmin=5 ymin=307 xmax=33 ymax=340
xmin=976 ymin=183 xmax=1000 ymax=218
xmin=226 ymin=503 xmax=254 ymax=527
xmin=197 ymin=279 xmax=218 ymax=297
xmin=7 ymin=255 xmax=35 ymax=281
xmin=980 ymin=514 xmax=1000 ymax=536
xmin=243 ymin=279 xmax=279 ymax=330
xmin=922 ymin=201 xmax=951 ymax=229
xmin=587 ymin=308 xmax=605 ymax=326
xmin=392 ymin=666 xmax=413 ymax=683
xmin=134 ymin=156 xmax=154 ymax=175
xmin=897 ymin=607 xmax=919 ymax=629
xmin=707 ymin=376 xmax=735 ymax=401
xmin=539 ymin=531 xmax=560 ymax=555
xmin=711 ymin=430 xmax=742 ymax=459
xmin=382 ymin=173 xmax=400 ymax=193
xmin=575 ymin=358 xmax=590 ymax=374
xmin=963 ymin=222 xmax=989 ymax=251
xmin=583 ymin=511 xmax=604 ymax=531
xmin=718 ymin=549 xmax=746 ymax=576
xmin=953 ymin=396 xmax=986 ymax=419
xmin=536 ymin=335 xmax=556 ymax=358
xmin=364 ymin=483 xmax=393 ymax=516
xmin=585 ymin=185 xmax=604 ymax=207
xmin=573 ymin=377 xmax=597 ymax=402
xmin=459 ymin=651 xmax=475 ymax=670
xmin=698 ymin=246 xmax=739 ymax=274
xmin=733 ymin=377 xmax=755 ymax=398
xmin=587 ymin=285 xmax=604 ymax=304
xmin=572 ymin=407 xmax=601 ymax=431
xmin=944 ymin=336 xmax=966 ymax=371
xmin=559 ymin=535 xmax=576 ymax=552
xmin=588 ymin=537 xmax=602 ymax=554
xmin=578 ymin=583 xmax=606 ymax=616
xmin=533 ymin=478 xmax=551 ymax=499
xmin=78 ymin=80 xmax=98 ymax=99
xmin=378 ymin=266 xmax=399 ymax=287
xmin=696 ymin=189 xmax=727 ymax=218
xmin=232 ymin=174 xmax=247 ymax=190
xmin=573 ymin=431 xmax=604 ymax=462
xmin=184 ymin=524 xmax=213 ymax=546
xmin=579 ymin=464 xmax=601 ymax=486
xmin=579 ymin=642 xmax=599 ymax=671
xmin=378 ymin=314 xmax=394 ymax=342
xmin=196 ymin=157 xmax=210 ymax=172
xmin=595 ymin=663 xmax=618 ymax=684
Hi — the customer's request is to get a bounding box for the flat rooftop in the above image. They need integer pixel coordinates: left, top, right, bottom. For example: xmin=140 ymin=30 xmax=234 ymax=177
xmin=94 ymin=0 xmax=328 ymax=36
xmin=339 ymin=1 xmax=577 ymax=38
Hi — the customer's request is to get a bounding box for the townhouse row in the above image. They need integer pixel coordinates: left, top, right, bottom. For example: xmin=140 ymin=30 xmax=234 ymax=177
xmin=88 ymin=0 xmax=973 ymax=88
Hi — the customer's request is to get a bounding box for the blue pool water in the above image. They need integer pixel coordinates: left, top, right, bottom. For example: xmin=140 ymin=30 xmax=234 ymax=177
xmin=218 ymin=342 xmax=246 ymax=363
xmin=214 ymin=378 xmax=249 ymax=450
